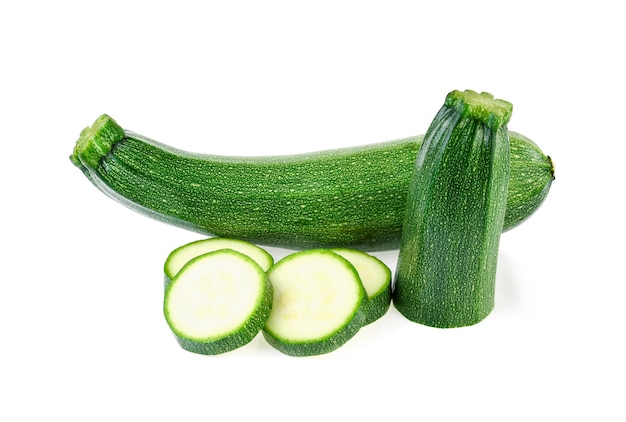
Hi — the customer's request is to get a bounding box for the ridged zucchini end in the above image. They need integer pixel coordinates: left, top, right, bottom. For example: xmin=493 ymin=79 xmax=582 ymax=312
xmin=547 ymin=155 xmax=556 ymax=180
xmin=445 ymin=89 xmax=513 ymax=128
xmin=70 ymin=114 xmax=125 ymax=170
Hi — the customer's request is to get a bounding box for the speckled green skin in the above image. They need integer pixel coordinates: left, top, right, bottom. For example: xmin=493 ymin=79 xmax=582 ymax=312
xmin=70 ymin=114 xmax=553 ymax=251
xmin=506 ymin=132 xmax=554 ymax=230
xmin=363 ymin=285 xmax=392 ymax=325
xmin=393 ymin=90 xmax=511 ymax=328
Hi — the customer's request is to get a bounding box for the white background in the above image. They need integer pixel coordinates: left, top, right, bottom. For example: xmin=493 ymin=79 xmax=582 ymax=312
xmin=2 ymin=1 xmax=624 ymax=420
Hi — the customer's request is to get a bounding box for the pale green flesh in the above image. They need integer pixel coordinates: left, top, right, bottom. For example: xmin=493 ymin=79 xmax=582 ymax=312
xmin=331 ymin=248 xmax=392 ymax=325
xmin=165 ymin=250 xmax=265 ymax=340
xmin=265 ymin=250 xmax=363 ymax=342
xmin=165 ymin=237 xmax=274 ymax=280
xmin=331 ymin=248 xmax=390 ymax=299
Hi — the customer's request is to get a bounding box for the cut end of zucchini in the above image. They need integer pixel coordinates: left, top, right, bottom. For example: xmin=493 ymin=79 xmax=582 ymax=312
xmin=70 ymin=114 xmax=125 ymax=170
xmin=164 ymin=249 xmax=272 ymax=355
xmin=445 ymin=90 xmax=513 ymax=128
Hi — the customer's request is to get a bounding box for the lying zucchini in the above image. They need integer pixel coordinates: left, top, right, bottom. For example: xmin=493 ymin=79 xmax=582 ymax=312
xmin=70 ymin=114 xmax=553 ymax=250
xmin=393 ymin=90 xmax=511 ymax=328
xmin=164 ymin=249 xmax=273 ymax=355
xmin=263 ymin=249 xmax=366 ymax=356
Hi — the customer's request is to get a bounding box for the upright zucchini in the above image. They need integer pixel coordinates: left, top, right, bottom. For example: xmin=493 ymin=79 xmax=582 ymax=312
xmin=393 ymin=90 xmax=511 ymax=328
xmin=70 ymin=114 xmax=553 ymax=250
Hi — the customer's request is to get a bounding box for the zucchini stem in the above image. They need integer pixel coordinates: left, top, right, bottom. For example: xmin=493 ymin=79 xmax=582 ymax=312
xmin=445 ymin=90 xmax=513 ymax=129
xmin=70 ymin=114 xmax=125 ymax=170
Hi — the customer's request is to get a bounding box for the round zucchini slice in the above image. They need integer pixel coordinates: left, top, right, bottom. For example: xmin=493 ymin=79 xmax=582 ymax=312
xmin=164 ymin=249 xmax=272 ymax=355
xmin=263 ymin=249 xmax=366 ymax=357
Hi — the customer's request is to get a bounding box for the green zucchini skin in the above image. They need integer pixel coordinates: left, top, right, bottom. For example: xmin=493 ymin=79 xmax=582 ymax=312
xmin=393 ymin=90 xmax=512 ymax=328
xmin=262 ymin=313 xmax=365 ymax=357
xmin=505 ymin=131 xmax=555 ymax=230
xmin=70 ymin=115 xmax=553 ymax=251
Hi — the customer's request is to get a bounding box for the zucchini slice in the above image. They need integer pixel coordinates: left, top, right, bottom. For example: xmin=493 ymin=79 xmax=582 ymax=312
xmin=331 ymin=248 xmax=391 ymax=325
xmin=164 ymin=249 xmax=273 ymax=355
xmin=164 ymin=237 xmax=274 ymax=287
xmin=263 ymin=249 xmax=366 ymax=357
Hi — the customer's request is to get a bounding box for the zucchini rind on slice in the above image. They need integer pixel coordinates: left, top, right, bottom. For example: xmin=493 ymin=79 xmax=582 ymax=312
xmin=164 ymin=237 xmax=274 ymax=288
xmin=263 ymin=249 xmax=367 ymax=357
xmin=164 ymin=249 xmax=273 ymax=355
xmin=331 ymin=248 xmax=391 ymax=325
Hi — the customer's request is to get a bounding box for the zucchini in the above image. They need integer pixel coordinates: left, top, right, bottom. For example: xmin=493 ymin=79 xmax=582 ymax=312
xmin=507 ymin=131 xmax=555 ymax=229
xmin=331 ymin=248 xmax=391 ymax=325
xmin=164 ymin=237 xmax=274 ymax=288
xmin=164 ymin=249 xmax=272 ymax=355
xmin=393 ymin=90 xmax=511 ymax=328
xmin=70 ymin=114 xmax=553 ymax=250
xmin=262 ymin=249 xmax=366 ymax=356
